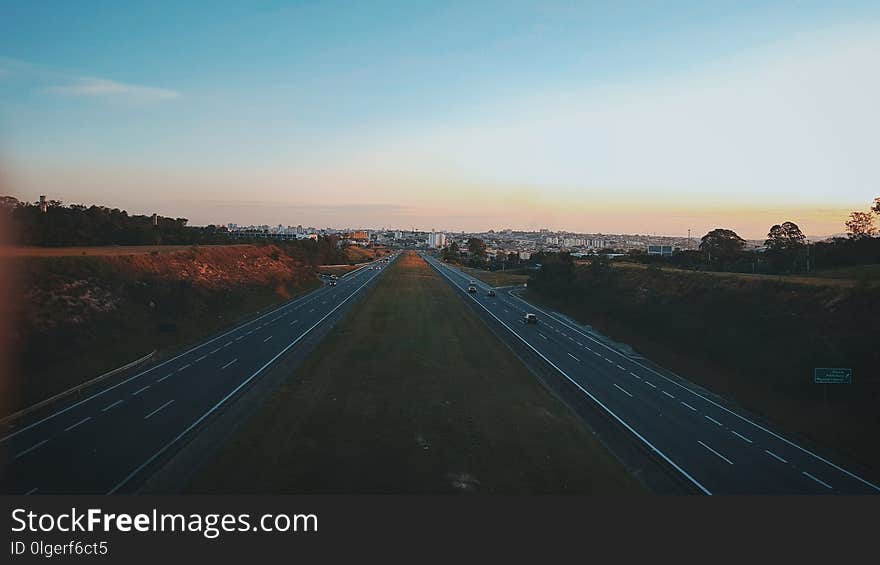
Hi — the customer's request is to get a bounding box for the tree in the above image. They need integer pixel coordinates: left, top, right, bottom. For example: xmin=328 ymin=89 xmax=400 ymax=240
xmin=699 ymin=228 xmax=746 ymax=262
xmin=466 ymin=237 xmax=486 ymax=260
xmin=845 ymin=212 xmax=877 ymax=239
xmin=872 ymin=197 xmax=880 ymax=216
xmin=765 ymin=221 xmax=806 ymax=252
xmin=441 ymin=241 xmax=460 ymax=262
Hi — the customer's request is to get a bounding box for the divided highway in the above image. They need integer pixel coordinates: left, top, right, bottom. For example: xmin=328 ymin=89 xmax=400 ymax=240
xmin=422 ymin=253 xmax=880 ymax=494
xmin=0 ymin=255 xmax=398 ymax=494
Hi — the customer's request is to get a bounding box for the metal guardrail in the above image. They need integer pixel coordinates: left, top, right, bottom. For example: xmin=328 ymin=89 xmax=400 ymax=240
xmin=0 ymin=350 xmax=157 ymax=425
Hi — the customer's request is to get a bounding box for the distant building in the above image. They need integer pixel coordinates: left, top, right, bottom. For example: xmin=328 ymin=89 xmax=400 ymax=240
xmin=647 ymin=245 xmax=675 ymax=256
xmin=39 ymin=195 xmax=47 ymax=213
xmin=427 ymin=230 xmax=447 ymax=248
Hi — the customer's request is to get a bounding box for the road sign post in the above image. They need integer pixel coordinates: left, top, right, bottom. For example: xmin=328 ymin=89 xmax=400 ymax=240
xmin=813 ymin=368 xmax=852 ymax=407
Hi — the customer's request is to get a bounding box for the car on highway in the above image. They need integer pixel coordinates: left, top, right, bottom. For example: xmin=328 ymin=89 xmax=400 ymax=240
xmin=329 ymin=280 xmax=337 ymax=286
xmin=467 ymin=285 xmax=477 ymax=293
xmin=487 ymin=289 xmax=496 ymax=297
xmin=523 ymin=313 xmax=537 ymax=324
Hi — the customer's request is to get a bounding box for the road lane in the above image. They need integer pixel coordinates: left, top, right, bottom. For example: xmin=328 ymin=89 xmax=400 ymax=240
xmin=0 ymin=254 xmax=398 ymax=494
xmin=422 ymin=253 xmax=879 ymax=494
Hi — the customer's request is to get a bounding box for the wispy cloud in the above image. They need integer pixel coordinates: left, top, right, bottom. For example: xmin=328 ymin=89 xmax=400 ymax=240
xmin=44 ymin=77 xmax=180 ymax=103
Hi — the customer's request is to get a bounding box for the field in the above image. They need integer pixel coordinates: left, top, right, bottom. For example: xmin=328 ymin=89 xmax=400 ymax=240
xmin=189 ymin=251 xmax=641 ymax=493
xmin=455 ymin=265 xmax=530 ymax=287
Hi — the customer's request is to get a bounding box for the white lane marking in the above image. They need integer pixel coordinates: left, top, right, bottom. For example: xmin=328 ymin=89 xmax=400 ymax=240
xmin=538 ymin=333 xmax=548 ymax=340
xmin=195 ymin=355 xmax=207 ymax=363
xmin=224 ymin=341 xmax=233 ymax=347
xmin=235 ymin=335 xmax=244 ymax=341
xmin=424 ymin=257 xmax=712 ymax=496
xmin=221 ymin=359 xmax=238 ymax=370
xmin=662 ymin=391 xmax=675 ymax=399
xmin=177 ymin=363 xmax=191 ymax=372
xmin=592 ymin=351 xmax=601 ymax=356
xmin=698 ymin=440 xmax=734 ymax=465
xmin=15 ymin=439 xmax=49 ymax=459
xmin=102 ymin=399 xmax=124 ymax=412
xmin=504 ymin=290 xmax=880 ymax=493
xmin=63 ymin=416 xmax=91 ymax=432
xmin=289 ymin=320 xmax=299 ymax=325
xmin=210 ymin=348 xmax=221 ymax=355
xmin=765 ymin=449 xmax=788 ymax=464
xmin=802 ymin=471 xmax=832 ymax=490
xmin=576 ymin=341 xmax=583 ymax=346
xmin=644 ymin=381 xmax=657 ymax=389
xmin=567 ymin=352 xmax=580 ymax=362
xmin=309 ymin=308 xmax=315 ymax=313
xmin=604 ymin=357 xmax=614 ymax=364
xmin=629 ymin=371 xmax=641 ymax=380
xmin=0 ymin=283 xmax=325 ymax=445
xmin=731 ymin=430 xmax=753 ymax=443
xmin=263 ymin=335 xmax=273 ymax=342
xmin=681 ymin=401 xmax=696 ymax=411
xmin=156 ymin=373 xmax=173 ymax=384
xmin=246 ymin=330 xmax=254 ymax=335
xmin=144 ymin=400 xmax=175 ymax=420
xmin=613 ymin=383 xmax=633 ymax=398
xmin=616 ymin=364 xmax=626 ymax=371
xmin=24 ymin=487 xmax=38 ymax=495
xmin=704 ymin=415 xmax=723 ymax=427
xmin=132 ymin=385 xmax=150 ymax=396
xmin=108 ymin=264 xmax=385 ymax=494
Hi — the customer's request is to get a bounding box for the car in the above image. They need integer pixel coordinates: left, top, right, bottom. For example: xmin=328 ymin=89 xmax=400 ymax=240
xmin=329 ymin=280 xmax=337 ymax=286
xmin=467 ymin=285 xmax=477 ymax=293
xmin=523 ymin=313 xmax=537 ymax=324
xmin=487 ymin=289 xmax=496 ymax=297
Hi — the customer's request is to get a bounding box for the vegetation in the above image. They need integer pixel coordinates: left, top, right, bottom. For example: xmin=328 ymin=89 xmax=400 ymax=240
xmin=190 ymin=252 xmax=642 ymax=493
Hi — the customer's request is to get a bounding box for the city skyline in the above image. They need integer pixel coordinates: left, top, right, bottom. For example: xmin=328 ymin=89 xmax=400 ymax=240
xmin=2 ymin=1 xmax=879 ymax=239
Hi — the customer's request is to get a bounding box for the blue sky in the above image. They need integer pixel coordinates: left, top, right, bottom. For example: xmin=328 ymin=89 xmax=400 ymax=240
xmin=2 ymin=1 xmax=879 ymax=236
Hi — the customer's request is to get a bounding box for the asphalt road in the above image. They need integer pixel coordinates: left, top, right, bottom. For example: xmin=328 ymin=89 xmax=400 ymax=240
xmin=0 ymin=254 xmax=398 ymax=494
xmin=422 ymin=253 xmax=880 ymax=495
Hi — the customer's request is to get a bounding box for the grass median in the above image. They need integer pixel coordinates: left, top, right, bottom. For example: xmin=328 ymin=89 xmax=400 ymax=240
xmin=189 ymin=251 xmax=642 ymax=493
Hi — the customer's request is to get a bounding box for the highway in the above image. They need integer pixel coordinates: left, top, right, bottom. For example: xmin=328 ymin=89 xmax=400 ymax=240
xmin=0 ymin=254 xmax=398 ymax=494
xmin=422 ymin=252 xmax=880 ymax=494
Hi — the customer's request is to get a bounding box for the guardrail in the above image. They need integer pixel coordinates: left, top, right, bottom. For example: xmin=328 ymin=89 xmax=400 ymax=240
xmin=0 ymin=350 xmax=157 ymax=425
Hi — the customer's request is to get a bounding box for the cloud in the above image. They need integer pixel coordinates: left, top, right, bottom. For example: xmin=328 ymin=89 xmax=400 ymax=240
xmin=44 ymin=77 xmax=179 ymax=103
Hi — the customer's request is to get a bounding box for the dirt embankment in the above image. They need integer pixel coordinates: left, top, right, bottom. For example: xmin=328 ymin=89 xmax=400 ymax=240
xmin=2 ymin=245 xmax=319 ymax=415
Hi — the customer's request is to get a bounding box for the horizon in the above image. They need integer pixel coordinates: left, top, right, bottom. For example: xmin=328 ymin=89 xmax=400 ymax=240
xmin=2 ymin=1 xmax=879 ymax=239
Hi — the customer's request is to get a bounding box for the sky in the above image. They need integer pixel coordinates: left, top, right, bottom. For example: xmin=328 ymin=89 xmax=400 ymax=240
xmin=1 ymin=1 xmax=879 ymax=238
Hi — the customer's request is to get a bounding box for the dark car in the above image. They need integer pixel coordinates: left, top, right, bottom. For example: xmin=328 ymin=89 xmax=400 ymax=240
xmin=467 ymin=285 xmax=477 ymax=293
xmin=523 ymin=313 xmax=537 ymax=324
xmin=487 ymin=289 xmax=496 ymax=297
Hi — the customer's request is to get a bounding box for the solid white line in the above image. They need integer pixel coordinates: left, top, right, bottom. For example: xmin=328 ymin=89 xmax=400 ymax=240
xmin=705 ymin=415 xmax=723 ymax=427
xmin=144 ymin=400 xmax=174 ymax=420
xmin=132 ymin=385 xmax=150 ymax=396
xmin=613 ymin=383 xmax=633 ymax=398
xmin=102 ymin=399 xmax=124 ymax=412
xmin=567 ymin=352 xmax=580 ymax=362
xmin=425 ymin=257 xmax=713 ymax=495
xmin=731 ymin=430 xmax=753 ymax=443
xmin=662 ymin=391 xmax=675 ymax=399
xmin=15 ymin=439 xmax=48 ymax=459
xmin=24 ymin=487 xmax=38 ymax=495
xmin=108 ymin=266 xmax=385 ymax=494
xmin=765 ymin=449 xmax=788 ymax=464
xmin=63 ymin=416 xmax=91 ymax=432
xmin=195 ymin=355 xmax=207 ymax=363
xmin=263 ymin=335 xmax=273 ymax=342
xmin=698 ymin=440 xmax=734 ymax=465
xmin=681 ymin=401 xmax=696 ymax=411
xmin=0 ymin=282 xmax=325 ymax=445
xmin=221 ymin=359 xmax=238 ymax=370
xmin=177 ymin=363 xmax=191 ymax=372
xmin=802 ymin=471 xmax=832 ymax=489
xmin=505 ymin=289 xmax=880 ymax=492
xmin=156 ymin=373 xmax=173 ymax=383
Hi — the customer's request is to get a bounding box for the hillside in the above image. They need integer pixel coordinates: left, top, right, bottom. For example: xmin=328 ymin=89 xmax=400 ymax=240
xmin=2 ymin=244 xmax=319 ymax=416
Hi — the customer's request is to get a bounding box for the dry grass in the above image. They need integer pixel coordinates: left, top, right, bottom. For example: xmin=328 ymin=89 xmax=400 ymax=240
xmin=0 ymin=244 xmax=250 ymax=258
